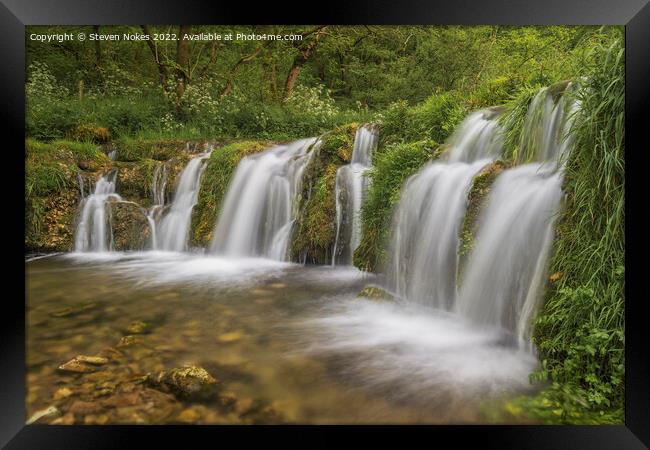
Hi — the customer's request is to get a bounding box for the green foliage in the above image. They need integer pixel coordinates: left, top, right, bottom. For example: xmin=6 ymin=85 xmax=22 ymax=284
xmin=377 ymin=92 xmax=465 ymax=146
xmin=190 ymin=140 xmax=270 ymax=247
xmin=291 ymin=124 xmax=357 ymax=263
xmin=531 ymin=31 xmax=625 ymax=422
xmin=498 ymin=85 xmax=543 ymax=162
xmin=353 ymin=140 xmax=436 ymax=271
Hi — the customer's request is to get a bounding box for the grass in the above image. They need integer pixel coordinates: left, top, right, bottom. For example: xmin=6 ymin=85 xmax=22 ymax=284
xmin=190 ymin=140 xmax=271 ymax=247
xmin=353 ymin=140 xmax=438 ymax=272
xmin=527 ymin=33 xmax=625 ymax=422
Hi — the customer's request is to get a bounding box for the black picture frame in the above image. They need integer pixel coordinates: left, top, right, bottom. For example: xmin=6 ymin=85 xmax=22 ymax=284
xmin=3 ymin=0 xmax=649 ymax=447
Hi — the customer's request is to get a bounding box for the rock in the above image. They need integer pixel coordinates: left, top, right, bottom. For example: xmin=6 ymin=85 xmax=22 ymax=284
xmin=58 ymin=358 xmax=97 ymax=373
xmin=217 ymin=331 xmax=244 ymax=343
xmin=51 ymin=412 xmax=75 ymax=425
xmin=69 ymin=400 xmax=102 ymax=415
xmin=146 ymin=366 xmax=219 ymax=401
xmin=110 ymin=202 xmax=151 ymax=251
xmin=26 ymin=406 xmax=60 ymax=424
xmin=177 ymin=408 xmax=201 ymax=423
xmin=75 ymin=355 xmax=109 ymax=365
xmin=83 ymin=414 xmax=109 ymax=425
xmin=117 ymin=335 xmax=142 ymax=347
xmin=53 ymin=387 xmax=74 ymax=400
xmin=356 ymin=286 xmax=395 ymax=302
xmin=126 ymin=320 xmax=152 ymax=335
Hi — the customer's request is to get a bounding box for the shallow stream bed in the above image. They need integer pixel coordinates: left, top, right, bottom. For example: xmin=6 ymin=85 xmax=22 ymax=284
xmin=26 ymin=252 xmax=540 ymax=424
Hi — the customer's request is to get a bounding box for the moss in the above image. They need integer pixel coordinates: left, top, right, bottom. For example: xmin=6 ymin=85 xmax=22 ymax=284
xmin=115 ymin=138 xmax=201 ymax=162
xmin=25 ymin=139 xmax=87 ymax=252
xmin=353 ymin=140 xmax=436 ymax=272
xmin=68 ymin=124 xmax=110 ymax=143
xmin=290 ymin=164 xmax=338 ymax=263
xmin=189 ymin=140 xmax=270 ymax=247
xmin=289 ymin=123 xmax=358 ymax=264
xmin=458 ymin=160 xmax=508 ymax=258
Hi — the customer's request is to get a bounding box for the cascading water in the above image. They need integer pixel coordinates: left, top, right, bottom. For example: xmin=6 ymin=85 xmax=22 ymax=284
xmin=210 ymin=138 xmax=318 ymax=260
xmin=332 ymin=124 xmax=378 ymax=265
xmin=157 ymin=152 xmax=211 ymax=252
xmin=386 ymin=109 xmax=503 ymax=307
xmin=74 ymin=171 xmax=121 ymax=252
xmin=455 ymin=165 xmax=564 ymax=344
xmin=146 ymin=162 xmax=168 ymax=250
xmin=455 ymin=85 xmax=577 ymax=344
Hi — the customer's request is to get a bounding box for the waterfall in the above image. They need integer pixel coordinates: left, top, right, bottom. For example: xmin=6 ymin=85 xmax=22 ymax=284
xmin=210 ymin=138 xmax=318 ymax=260
xmin=332 ymin=124 xmax=378 ymax=266
xmin=384 ymin=87 xmax=576 ymax=347
xmin=147 ymin=162 xmax=168 ymax=250
xmin=455 ymin=164 xmax=564 ymax=344
xmin=74 ymin=171 xmax=121 ymax=252
xmin=386 ymin=109 xmax=503 ymax=307
xmin=157 ymin=152 xmax=211 ymax=252
xmin=455 ymin=85 xmax=576 ymax=344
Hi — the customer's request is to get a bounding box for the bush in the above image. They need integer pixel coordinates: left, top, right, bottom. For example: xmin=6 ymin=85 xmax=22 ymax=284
xmin=377 ymin=92 xmax=466 ymax=146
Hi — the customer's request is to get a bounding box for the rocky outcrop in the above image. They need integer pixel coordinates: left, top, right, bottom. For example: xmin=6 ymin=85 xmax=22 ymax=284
xmin=290 ymin=124 xmax=358 ymax=264
xmin=109 ymin=201 xmax=151 ymax=251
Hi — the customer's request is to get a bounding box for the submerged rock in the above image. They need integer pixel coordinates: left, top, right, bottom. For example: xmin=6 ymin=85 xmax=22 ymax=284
xmin=53 ymin=387 xmax=74 ymax=400
xmin=126 ymin=320 xmax=152 ymax=335
xmin=26 ymin=406 xmax=60 ymax=424
xmin=75 ymin=355 xmax=109 ymax=365
xmin=145 ymin=366 xmax=219 ymax=401
xmin=356 ymin=286 xmax=395 ymax=302
xmin=217 ymin=331 xmax=244 ymax=343
xmin=58 ymin=358 xmax=97 ymax=374
xmin=117 ymin=335 xmax=142 ymax=347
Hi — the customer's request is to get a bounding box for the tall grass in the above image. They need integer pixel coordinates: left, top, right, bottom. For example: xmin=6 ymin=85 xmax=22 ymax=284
xmin=530 ymin=31 xmax=625 ymax=421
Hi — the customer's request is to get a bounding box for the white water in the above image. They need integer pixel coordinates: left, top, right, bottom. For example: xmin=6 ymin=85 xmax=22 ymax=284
xmin=388 ymin=159 xmax=492 ymax=308
xmin=147 ymin=162 xmax=168 ymax=250
xmin=384 ymin=86 xmax=576 ymax=348
xmin=210 ymin=138 xmax=318 ymax=260
xmin=74 ymin=171 xmax=121 ymax=252
xmin=455 ymin=164 xmax=564 ymax=344
xmin=386 ymin=109 xmax=503 ymax=307
xmin=157 ymin=152 xmax=211 ymax=252
xmin=455 ymin=86 xmax=576 ymax=343
xmin=332 ymin=124 xmax=378 ymax=265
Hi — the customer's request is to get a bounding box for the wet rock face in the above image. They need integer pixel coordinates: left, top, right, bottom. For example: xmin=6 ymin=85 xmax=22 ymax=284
xmin=145 ymin=366 xmax=220 ymax=401
xmin=109 ymin=202 xmax=151 ymax=251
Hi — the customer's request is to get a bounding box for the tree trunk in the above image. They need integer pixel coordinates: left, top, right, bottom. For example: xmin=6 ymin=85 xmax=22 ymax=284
xmin=282 ymin=27 xmax=327 ymax=102
xmin=141 ymin=25 xmax=169 ymax=92
xmin=175 ymin=25 xmax=191 ymax=104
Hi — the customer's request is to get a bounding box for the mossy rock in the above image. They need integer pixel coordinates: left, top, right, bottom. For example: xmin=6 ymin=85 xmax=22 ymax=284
xmin=145 ymin=366 xmax=220 ymax=401
xmin=289 ymin=124 xmax=359 ymax=264
xmin=25 ymin=139 xmax=84 ymax=252
xmin=457 ymin=160 xmax=509 ymax=281
xmin=352 ymin=140 xmax=437 ymax=272
xmin=290 ymin=163 xmax=339 ymax=264
xmin=190 ymin=140 xmax=271 ymax=247
xmin=356 ymin=286 xmax=395 ymax=302
xmin=25 ymin=188 xmax=79 ymax=252
xmin=109 ymin=201 xmax=151 ymax=251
